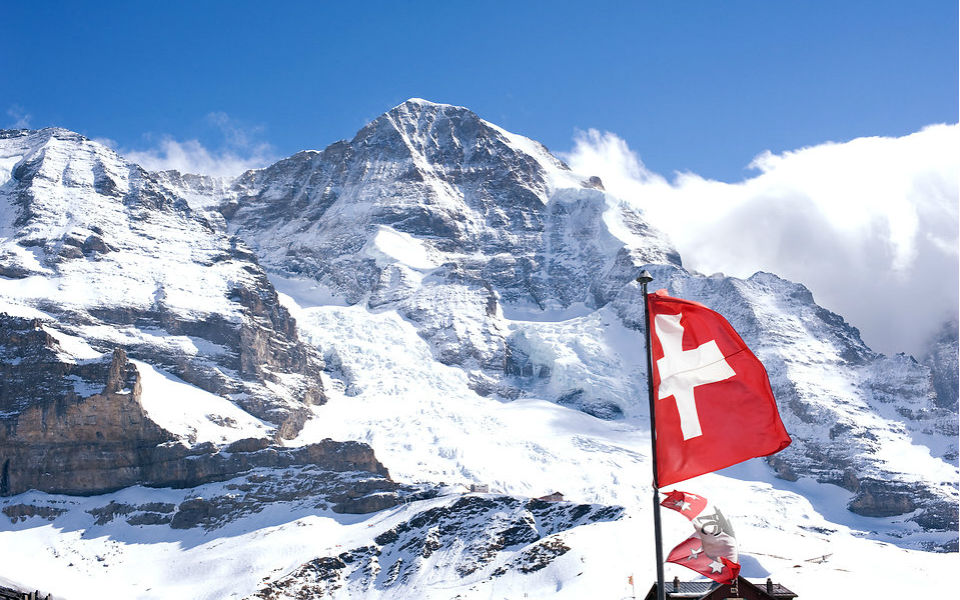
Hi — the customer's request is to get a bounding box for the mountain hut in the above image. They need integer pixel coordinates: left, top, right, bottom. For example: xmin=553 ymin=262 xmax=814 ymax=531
xmin=643 ymin=576 xmax=798 ymax=600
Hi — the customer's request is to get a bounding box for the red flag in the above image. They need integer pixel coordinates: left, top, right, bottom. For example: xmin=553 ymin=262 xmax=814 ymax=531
xmin=667 ymin=534 xmax=741 ymax=584
xmin=647 ymin=290 xmax=790 ymax=487
xmin=665 ymin=494 xmax=741 ymax=585
xmin=660 ymin=490 xmax=708 ymax=519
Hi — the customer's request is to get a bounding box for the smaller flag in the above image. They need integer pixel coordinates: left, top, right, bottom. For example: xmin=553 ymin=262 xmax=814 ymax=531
xmin=667 ymin=535 xmax=740 ymax=584
xmin=660 ymin=490 xmax=708 ymax=519
xmin=663 ymin=491 xmax=740 ymax=585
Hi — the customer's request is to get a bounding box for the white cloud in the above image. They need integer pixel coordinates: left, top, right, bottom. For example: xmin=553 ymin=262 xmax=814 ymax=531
xmin=6 ymin=105 xmax=31 ymax=129
xmin=124 ymin=138 xmax=271 ymax=178
xmin=563 ymin=125 xmax=959 ymax=357
xmin=123 ymin=112 xmax=277 ymax=178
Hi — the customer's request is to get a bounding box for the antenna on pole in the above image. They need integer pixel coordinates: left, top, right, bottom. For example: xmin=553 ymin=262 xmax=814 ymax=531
xmin=637 ymin=269 xmax=665 ymax=600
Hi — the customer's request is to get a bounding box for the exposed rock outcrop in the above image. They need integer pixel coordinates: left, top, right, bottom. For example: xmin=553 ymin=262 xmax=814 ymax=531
xmin=250 ymin=495 xmax=622 ymax=599
xmin=2 ymin=463 xmax=417 ymax=535
xmin=0 ymin=314 xmax=385 ymax=496
xmin=921 ymin=318 xmax=959 ymax=412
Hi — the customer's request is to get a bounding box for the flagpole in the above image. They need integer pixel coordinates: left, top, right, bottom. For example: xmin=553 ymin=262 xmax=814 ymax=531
xmin=637 ymin=270 xmax=666 ymax=600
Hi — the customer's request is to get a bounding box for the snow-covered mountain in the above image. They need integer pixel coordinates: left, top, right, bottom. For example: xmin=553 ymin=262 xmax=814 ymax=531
xmin=214 ymin=99 xmax=678 ymax=396
xmin=208 ymin=99 xmax=957 ymax=530
xmin=0 ymin=128 xmax=325 ymax=439
xmin=0 ymin=101 xmax=956 ymax=599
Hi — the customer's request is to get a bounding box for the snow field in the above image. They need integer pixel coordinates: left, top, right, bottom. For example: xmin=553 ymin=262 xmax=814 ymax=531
xmin=133 ymin=359 xmax=273 ymax=444
xmin=0 ymin=482 xmax=391 ymax=600
xmin=277 ymin=289 xmax=957 ymax=598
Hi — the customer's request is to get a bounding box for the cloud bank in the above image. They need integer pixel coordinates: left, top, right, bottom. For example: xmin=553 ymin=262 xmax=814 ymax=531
xmin=564 ymin=125 xmax=959 ymax=357
xmin=124 ymin=112 xmax=277 ymax=178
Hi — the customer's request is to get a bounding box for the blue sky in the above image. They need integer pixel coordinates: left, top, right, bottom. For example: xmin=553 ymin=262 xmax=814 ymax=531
xmin=2 ymin=0 xmax=957 ymax=180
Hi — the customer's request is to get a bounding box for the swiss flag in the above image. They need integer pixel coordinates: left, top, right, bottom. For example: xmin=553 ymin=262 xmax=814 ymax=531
xmin=647 ymin=290 xmax=791 ymax=487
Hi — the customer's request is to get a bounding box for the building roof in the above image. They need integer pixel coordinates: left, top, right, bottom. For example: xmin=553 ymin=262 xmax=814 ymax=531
xmin=764 ymin=583 xmax=797 ymax=597
xmin=670 ymin=581 xmax=719 ymax=598
xmin=643 ymin=577 xmax=798 ymax=600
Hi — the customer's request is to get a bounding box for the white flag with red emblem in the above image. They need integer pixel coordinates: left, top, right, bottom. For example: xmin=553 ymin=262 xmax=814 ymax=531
xmin=662 ymin=489 xmax=740 ymax=584
xmin=647 ymin=290 xmax=791 ymax=487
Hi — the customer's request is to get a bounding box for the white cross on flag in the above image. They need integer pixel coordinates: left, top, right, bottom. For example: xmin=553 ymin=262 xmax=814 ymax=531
xmin=647 ymin=290 xmax=791 ymax=487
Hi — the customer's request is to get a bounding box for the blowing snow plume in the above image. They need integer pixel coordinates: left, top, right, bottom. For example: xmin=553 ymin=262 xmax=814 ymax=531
xmin=123 ymin=112 xmax=277 ymax=177
xmin=564 ymin=125 xmax=959 ymax=357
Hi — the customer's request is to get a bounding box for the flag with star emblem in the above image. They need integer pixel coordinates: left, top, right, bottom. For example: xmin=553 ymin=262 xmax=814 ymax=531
xmin=660 ymin=490 xmax=708 ymax=518
xmin=667 ymin=534 xmax=740 ymax=584
xmin=664 ymin=492 xmax=740 ymax=584
xmin=647 ymin=289 xmax=791 ymax=487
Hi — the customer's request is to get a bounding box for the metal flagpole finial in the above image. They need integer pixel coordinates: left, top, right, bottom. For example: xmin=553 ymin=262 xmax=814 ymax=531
xmin=636 ymin=270 xmax=653 ymax=285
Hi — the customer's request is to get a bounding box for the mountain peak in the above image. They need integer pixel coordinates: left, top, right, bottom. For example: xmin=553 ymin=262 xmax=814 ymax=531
xmin=355 ymin=98 xmax=574 ymax=184
xmin=394 ymin=97 xmax=442 ymax=107
xmin=389 ymin=97 xmax=468 ymax=113
xmin=0 ymin=126 xmax=89 ymax=145
xmin=377 ymin=97 xmax=481 ymax=132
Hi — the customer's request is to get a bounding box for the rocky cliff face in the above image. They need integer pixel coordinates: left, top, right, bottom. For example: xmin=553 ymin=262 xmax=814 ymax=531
xmin=921 ymin=318 xmax=959 ymax=413
xmin=0 ymin=314 xmax=387 ymax=496
xmin=0 ymin=464 xmax=418 ymax=544
xmin=0 ymin=128 xmax=325 ymax=438
xmin=1 ymin=314 xmax=168 ymax=494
